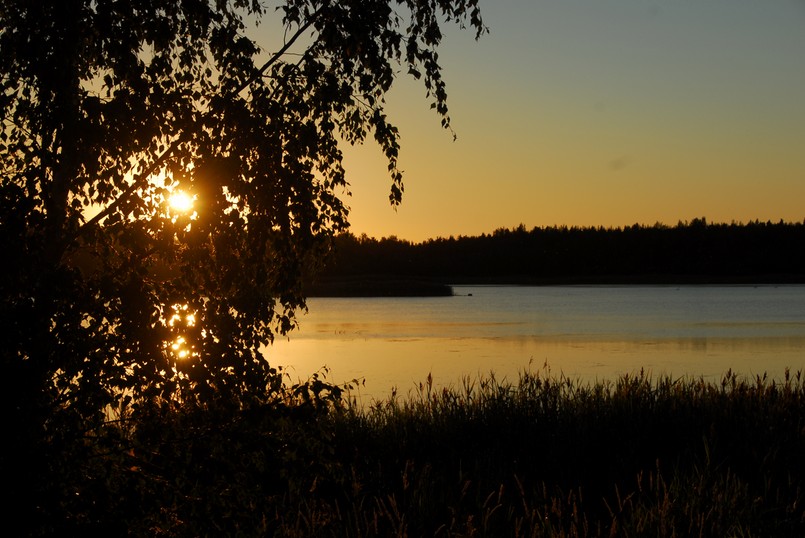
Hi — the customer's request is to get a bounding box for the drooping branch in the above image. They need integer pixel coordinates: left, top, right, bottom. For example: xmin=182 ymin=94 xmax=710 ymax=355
xmin=80 ymin=133 xmax=186 ymax=232
xmin=73 ymin=6 xmax=327 ymax=243
xmin=235 ymin=5 xmax=326 ymax=97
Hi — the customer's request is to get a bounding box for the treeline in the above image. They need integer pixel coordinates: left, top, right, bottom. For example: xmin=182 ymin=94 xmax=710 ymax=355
xmin=319 ymin=218 xmax=805 ymax=284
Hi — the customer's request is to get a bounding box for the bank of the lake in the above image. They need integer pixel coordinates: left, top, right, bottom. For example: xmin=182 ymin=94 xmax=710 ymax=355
xmin=42 ymin=369 xmax=805 ymax=536
xmin=305 ymin=275 xmax=453 ymax=297
xmin=305 ymin=273 xmax=805 ymax=298
xmin=320 ymin=222 xmax=805 ymax=288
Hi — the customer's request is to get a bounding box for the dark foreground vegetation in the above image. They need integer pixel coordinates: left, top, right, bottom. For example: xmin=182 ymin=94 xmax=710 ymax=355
xmin=314 ymin=219 xmax=805 ymax=289
xmin=24 ymin=368 xmax=805 ymax=536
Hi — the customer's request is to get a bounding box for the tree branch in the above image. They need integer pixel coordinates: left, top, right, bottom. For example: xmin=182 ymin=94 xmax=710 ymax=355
xmin=234 ymin=6 xmax=324 ymax=97
xmin=80 ymin=136 xmax=183 ymax=232
xmin=73 ymin=5 xmax=327 ymax=243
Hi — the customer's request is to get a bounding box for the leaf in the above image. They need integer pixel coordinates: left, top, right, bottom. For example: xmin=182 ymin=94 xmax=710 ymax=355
xmin=0 ymin=0 xmax=486 ymax=484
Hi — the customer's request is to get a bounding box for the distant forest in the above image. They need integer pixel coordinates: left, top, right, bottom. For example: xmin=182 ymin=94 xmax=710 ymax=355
xmin=314 ymin=219 xmax=805 ymax=287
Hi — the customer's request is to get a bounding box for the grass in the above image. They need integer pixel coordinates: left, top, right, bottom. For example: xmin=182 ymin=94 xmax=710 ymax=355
xmin=315 ymin=368 xmax=805 ymax=536
xmin=23 ymin=367 xmax=805 ymax=536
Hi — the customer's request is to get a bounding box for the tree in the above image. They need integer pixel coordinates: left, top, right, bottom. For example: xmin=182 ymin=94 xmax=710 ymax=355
xmin=0 ymin=0 xmax=484 ymax=527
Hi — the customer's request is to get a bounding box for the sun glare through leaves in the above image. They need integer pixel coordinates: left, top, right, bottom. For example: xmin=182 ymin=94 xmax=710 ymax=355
xmin=168 ymin=304 xmax=198 ymax=360
xmin=168 ymin=190 xmax=195 ymax=213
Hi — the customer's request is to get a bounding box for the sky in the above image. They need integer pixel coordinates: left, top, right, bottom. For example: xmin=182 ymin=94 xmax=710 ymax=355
xmin=275 ymin=0 xmax=805 ymax=242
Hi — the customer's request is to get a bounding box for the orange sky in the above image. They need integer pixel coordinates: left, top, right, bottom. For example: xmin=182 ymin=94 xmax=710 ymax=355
xmin=329 ymin=0 xmax=805 ymax=241
xmin=250 ymin=1 xmax=805 ymax=242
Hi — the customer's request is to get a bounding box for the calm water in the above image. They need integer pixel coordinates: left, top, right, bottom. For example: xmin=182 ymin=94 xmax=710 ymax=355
xmin=269 ymin=285 xmax=805 ymax=402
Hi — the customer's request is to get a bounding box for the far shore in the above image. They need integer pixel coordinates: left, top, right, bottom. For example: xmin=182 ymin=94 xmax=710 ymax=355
xmin=304 ymin=276 xmax=453 ymax=297
xmin=306 ymin=273 xmax=805 ymax=297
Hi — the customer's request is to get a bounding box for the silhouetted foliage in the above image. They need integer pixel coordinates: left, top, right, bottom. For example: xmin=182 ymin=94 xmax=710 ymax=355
xmin=13 ymin=369 xmax=805 ymax=536
xmin=0 ymin=0 xmax=484 ymax=532
xmin=322 ymin=369 xmax=805 ymax=536
xmin=317 ymin=219 xmax=805 ymax=287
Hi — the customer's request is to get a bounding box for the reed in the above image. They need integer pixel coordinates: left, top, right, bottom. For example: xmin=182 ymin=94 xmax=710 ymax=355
xmin=35 ymin=367 xmax=805 ymax=536
xmin=314 ymin=367 xmax=805 ymax=536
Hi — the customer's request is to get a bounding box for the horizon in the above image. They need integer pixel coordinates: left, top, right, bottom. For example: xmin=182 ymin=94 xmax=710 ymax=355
xmin=335 ymin=216 xmax=805 ymax=243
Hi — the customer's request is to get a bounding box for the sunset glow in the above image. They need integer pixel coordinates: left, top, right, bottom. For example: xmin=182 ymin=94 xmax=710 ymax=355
xmin=167 ymin=304 xmax=197 ymax=360
xmin=314 ymin=0 xmax=805 ymax=241
xmin=171 ymin=336 xmax=190 ymax=359
xmin=168 ymin=191 xmax=194 ymax=213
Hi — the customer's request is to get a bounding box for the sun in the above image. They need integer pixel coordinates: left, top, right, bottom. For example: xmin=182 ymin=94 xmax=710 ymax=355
xmin=168 ymin=190 xmax=194 ymax=213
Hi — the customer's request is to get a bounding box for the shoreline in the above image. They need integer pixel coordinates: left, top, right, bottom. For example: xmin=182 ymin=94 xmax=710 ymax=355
xmin=304 ymin=276 xmax=453 ymax=297
xmin=306 ymin=273 xmax=805 ymax=297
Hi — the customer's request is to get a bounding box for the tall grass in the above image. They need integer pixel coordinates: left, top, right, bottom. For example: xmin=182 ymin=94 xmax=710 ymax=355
xmin=310 ymin=367 xmax=805 ymax=536
xmin=28 ymin=367 xmax=805 ymax=536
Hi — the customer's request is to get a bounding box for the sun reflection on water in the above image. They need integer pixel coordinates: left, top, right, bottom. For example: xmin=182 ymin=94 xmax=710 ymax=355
xmin=167 ymin=303 xmax=198 ymax=360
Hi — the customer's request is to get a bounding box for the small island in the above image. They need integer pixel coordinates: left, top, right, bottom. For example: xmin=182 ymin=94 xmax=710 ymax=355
xmin=305 ymin=276 xmax=454 ymax=297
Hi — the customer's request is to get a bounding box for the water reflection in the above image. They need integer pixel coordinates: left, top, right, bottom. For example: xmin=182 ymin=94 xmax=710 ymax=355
xmin=270 ymin=286 xmax=805 ymax=403
xmin=166 ymin=303 xmax=198 ymax=360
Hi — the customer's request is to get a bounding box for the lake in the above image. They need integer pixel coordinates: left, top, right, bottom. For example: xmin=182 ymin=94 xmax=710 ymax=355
xmin=268 ymin=285 xmax=805 ymax=403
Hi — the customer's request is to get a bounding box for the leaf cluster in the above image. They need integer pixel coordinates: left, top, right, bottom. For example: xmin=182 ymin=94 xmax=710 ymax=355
xmin=0 ymin=0 xmax=484 ymax=407
xmin=0 ymin=0 xmax=485 ymax=529
xmin=14 ymin=369 xmax=805 ymax=536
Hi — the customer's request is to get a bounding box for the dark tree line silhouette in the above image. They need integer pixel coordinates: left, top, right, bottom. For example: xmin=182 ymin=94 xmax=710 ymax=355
xmin=317 ymin=218 xmax=805 ymax=286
